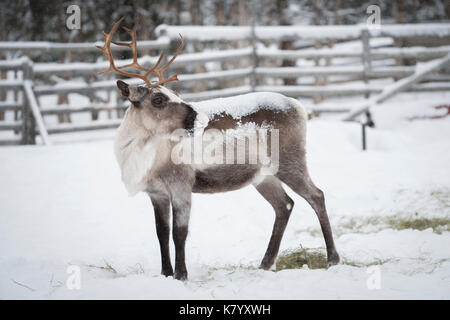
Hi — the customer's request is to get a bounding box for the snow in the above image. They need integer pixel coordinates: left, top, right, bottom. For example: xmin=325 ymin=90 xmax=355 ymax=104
xmin=179 ymin=67 xmax=252 ymax=82
xmin=33 ymin=48 xmax=252 ymax=75
xmin=0 ymin=57 xmax=29 ymax=69
xmin=0 ymin=38 xmax=170 ymax=52
xmin=157 ymin=24 xmax=450 ymax=41
xmin=343 ymin=53 xmax=450 ymax=120
xmin=191 ymin=92 xmax=296 ymax=119
xmin=375 ymin=23 xmax=450 ymax=38
xmin=1 ymin=90 xmax=450 ymax=299
xmin=0 ymin=79 xmax=24 ymax=88
xmin=173 ymin=48 xmax=252 ymax=65
xmin=23 ymin=81 xmax=50 ymax=145
xmin=34 ymin=56 xmax=161 ymax=75
xmin=182 ymin=86 xmax=252 ymax=102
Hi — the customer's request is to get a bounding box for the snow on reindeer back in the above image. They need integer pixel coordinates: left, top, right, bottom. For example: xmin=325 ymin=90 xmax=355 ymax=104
xmin=190 ymin=92 xmax=294 ymax=120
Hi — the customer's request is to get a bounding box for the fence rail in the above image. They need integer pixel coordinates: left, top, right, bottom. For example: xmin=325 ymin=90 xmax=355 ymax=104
xmin=26 ymin=45 xmax=450 ymax=77
xmin=0 ymin=23 xmax=450 ymax=145
xmin=155 ymin=23 xmax=450 ymax=41
xmin=0 ymin=38 xmax=170 ymax=52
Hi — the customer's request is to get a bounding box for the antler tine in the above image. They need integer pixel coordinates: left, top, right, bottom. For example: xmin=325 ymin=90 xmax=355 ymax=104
xmin=113 ymin=18 xmax=160 ymax=75
xmin=95 ymin=18 xmax=184 ymax=88
xmin=149 ymin=35 xmax=184 ymax=87
xmin=111 ymin=17 xmax=140 ymax=46
xmin=153 ymin=73 xmax=180 ymax=86
xmin=95 ymin=18 xmax=151 ymax=86
xmin=112 ymin=19 xmax=142 ymax=70
xmin=95 ymin=18 xmax=124 ymax=74
xmin=144 ymin=51 xmax=165 ymax=74
xmin=159 ymin=35 xmax=184 ymax=73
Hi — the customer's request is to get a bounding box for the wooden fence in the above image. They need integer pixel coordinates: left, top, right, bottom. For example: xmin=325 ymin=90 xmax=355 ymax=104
xmin=0 ymin=23 xmax=449 ymax=145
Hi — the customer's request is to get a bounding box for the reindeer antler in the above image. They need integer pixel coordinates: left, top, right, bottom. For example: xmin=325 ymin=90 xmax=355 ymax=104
xmin=96 ymin=18 xmax=184 ymax=88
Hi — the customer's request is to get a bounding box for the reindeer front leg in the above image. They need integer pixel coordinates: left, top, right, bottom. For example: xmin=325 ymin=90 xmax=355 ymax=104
xmin=149 ymin=193 xmax=173 ymax=277
xmin=169 ymin=182 xmax=192 ymax=281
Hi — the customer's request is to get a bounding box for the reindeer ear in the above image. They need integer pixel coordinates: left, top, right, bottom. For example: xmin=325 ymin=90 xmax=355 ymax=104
xmin=117 ymin=80 xmax=129 ymax=97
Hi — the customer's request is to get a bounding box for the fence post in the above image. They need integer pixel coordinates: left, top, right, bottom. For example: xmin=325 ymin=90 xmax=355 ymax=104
xmin=250 ymin=19 xmax=258 ymax=92
xmin=0 ymin=67 xmax=5 ymax=121
xmin=21 ymin=57 xmax=36 ymax=145
xmin=361 ymin=28 xmax=372 ymax=99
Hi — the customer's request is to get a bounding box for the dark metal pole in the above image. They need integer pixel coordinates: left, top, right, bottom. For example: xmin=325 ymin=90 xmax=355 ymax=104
xmin=361 ymin=111 xmax=374 ymax=151
xmin=362 ymin=123 xmax=367 ymax=151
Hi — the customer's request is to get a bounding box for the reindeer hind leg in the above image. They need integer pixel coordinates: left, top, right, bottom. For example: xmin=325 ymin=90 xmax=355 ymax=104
xmin=254 ymin=176 xmax=294 ymax=270
xmin=276 ymin=165 xmax=340 ymax=267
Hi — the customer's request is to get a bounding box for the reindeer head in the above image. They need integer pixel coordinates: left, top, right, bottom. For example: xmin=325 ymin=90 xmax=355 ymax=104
xmin=116 ymin=80 xmax=201 ymax=133
xmin=96 ymin=18 xmax=208 ymax=134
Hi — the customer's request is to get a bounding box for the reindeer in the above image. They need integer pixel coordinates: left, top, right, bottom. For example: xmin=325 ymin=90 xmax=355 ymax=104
xmin=97 ymin=19 xmax=339 ymax=280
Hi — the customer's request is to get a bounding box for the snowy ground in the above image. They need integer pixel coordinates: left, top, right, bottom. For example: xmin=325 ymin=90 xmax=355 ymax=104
xmin=0 ymin=91 xmax=449 ymax=299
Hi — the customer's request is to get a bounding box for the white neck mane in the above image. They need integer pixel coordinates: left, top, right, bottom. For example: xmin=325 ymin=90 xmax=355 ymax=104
xmin=114 ymin=109 xmax=161 ymax=196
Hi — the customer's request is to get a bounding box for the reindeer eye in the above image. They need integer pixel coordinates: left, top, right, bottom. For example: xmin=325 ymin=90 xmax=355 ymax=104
xmin=152 ymin=94 xmax=167 ymax=107
xmin=153 ymin=97 xmax=163 ymax=105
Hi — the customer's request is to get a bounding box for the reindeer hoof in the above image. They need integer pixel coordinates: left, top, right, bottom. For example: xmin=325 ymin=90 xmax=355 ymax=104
xmin=161 ymin=268 xmax=174 ymax=277
xmin=259 ymin=255 xmax=275 ymax=270
xmin=259 ymin=262 xmax=273 ymax=271
xmin=327 ymin=252 xmax=340 ymax=267
xmin=174 ymin=270 xmax=188 ymax=281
